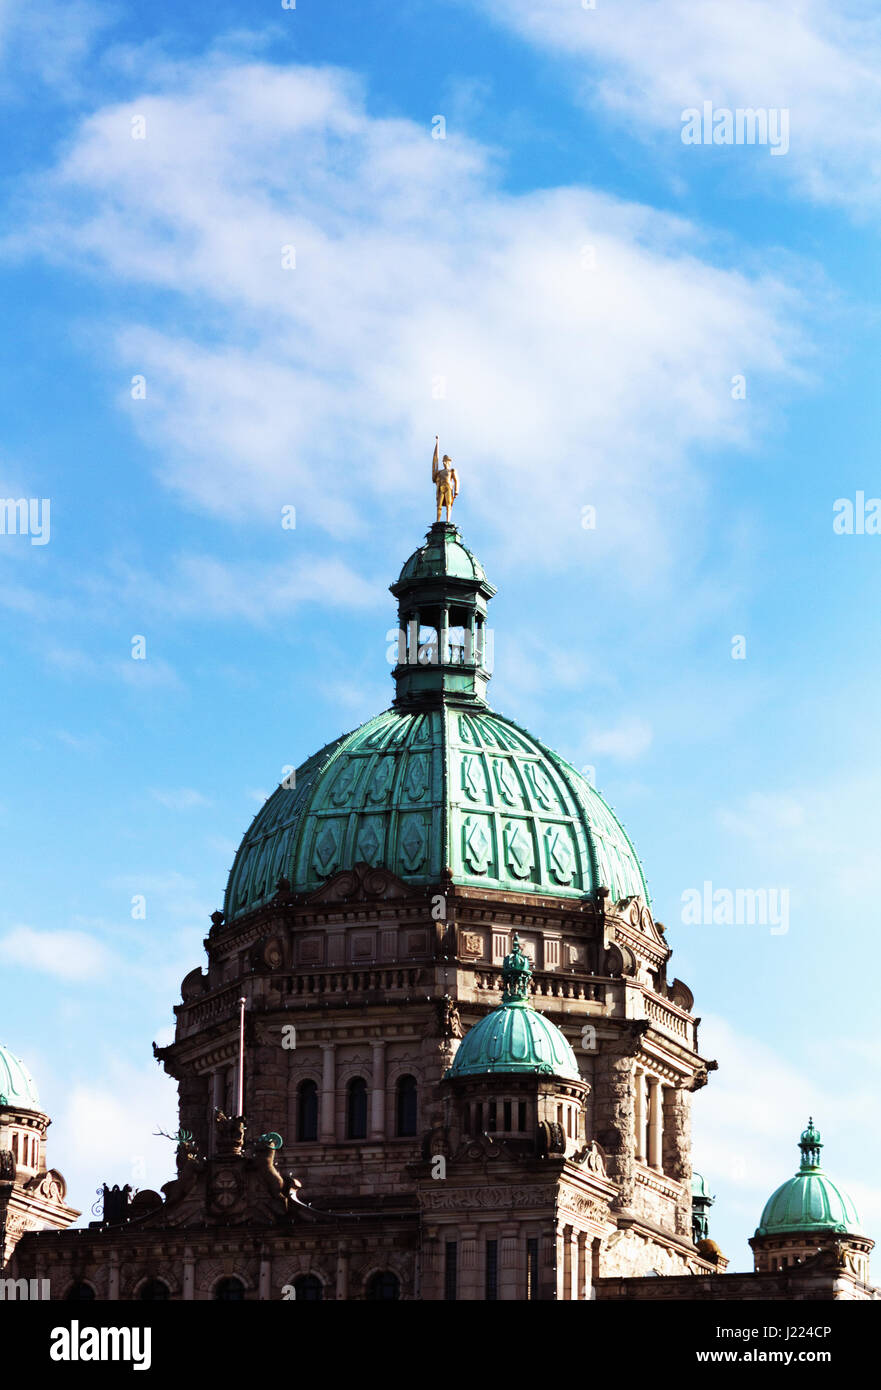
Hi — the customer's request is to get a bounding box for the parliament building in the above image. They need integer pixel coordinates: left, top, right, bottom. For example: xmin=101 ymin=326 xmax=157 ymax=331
xmin=2 ymin=517 xmax=876 ymax=1300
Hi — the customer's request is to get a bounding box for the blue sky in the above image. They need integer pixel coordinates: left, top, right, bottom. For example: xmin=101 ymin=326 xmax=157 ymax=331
xmin=1 ymin=0 xmax=880 ymax=1267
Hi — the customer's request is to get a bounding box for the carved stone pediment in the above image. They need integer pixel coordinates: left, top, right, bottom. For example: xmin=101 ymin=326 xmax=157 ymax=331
xmin=306 ymin=862 xmax=410 ymax=903
xmin=613 ymin=896 xmax=667 ymax=948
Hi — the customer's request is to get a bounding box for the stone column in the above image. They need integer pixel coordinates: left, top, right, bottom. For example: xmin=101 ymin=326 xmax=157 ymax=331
xmin=369 ymin=1040 xmax=386 ymax=1140
xmin=555 ymin=1227 xmax=566 ymax=1301
xmin=320 ymin=1043 xmax=336 ymax=1143
xmin=606 ymin=1053 xmax=636 ymax=1208
xmin=634 ymin=1067 xmax=645 ymax=1162
xmin=183 ymin=1247 xmax=195 ymax=1301
xmin=258 ymin=1249 xmax=271 ymax=1301
xmin=335 ymin=1244 xmax=349 ymax=1301
xmin=647 ymin=1077 xmax=663 ymax=1171
xmin=108 ymin=1249 xmax=119 ymax=1300
xmin=665 ymin=1085 xmax=694 ymax=1236
xmin=577 ymin=1232 xmax=590 ymax=1300
xmin=568 ymin=1227 xmax=580 ymax=1301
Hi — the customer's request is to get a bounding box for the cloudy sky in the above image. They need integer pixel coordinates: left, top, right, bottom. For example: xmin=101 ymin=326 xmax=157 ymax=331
xmin=1 ymin=0 xmax=880 ymax=1267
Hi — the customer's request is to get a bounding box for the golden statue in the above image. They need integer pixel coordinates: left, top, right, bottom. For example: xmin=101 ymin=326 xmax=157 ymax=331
xmin=432 ymin=436 xmax=459 ymax=522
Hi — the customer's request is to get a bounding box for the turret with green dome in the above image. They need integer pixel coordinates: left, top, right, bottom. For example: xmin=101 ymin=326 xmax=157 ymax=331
xmin=751 ymin=1119 xmax=874 ymax=1280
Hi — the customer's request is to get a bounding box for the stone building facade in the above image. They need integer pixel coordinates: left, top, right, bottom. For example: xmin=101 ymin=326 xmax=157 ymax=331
xmin=5 ymin=519 xmax=876 ymax=1300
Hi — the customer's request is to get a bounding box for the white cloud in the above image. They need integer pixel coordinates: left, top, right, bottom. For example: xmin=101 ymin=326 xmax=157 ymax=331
xmin=6 ymin=54 xmax=808 ymax=581
xmin=589 ymin=715 xmax=653 ymax=760
xmin=474 ymin=0 xmax=881 ymax=214
xmin=0 ymin=926 xmax=111 ymax=981
xmin=55 ymin=1065 xmax=180 ymax=1220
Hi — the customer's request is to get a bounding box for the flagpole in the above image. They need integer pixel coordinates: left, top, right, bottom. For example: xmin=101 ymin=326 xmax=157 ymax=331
xmin=236 ymin=996 xmax=246 ymax=1116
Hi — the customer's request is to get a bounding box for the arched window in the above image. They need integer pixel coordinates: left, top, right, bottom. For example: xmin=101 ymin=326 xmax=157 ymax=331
xmin=346 ymin=1077 xmax=367 ymax=1140
xmin=395 ymin=1075 xmax=417 ymax=1137
xmin=65 ymin=1282 xmax=96 ymax=1301
xmin=293 ymin=1274 xmax=323 ymax=1301
xmin=365 ymin=1271 xmax=400 ymax=1301
xmin=138 ymin=1278 xmax=170 ymax=1301
xmin=297 ymin=1080 xmax=319 ymax=1142
xmin=214 ymin=1276 xmax=246 ymax=1301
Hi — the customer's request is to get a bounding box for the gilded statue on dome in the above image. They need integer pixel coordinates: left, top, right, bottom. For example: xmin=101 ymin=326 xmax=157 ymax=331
xmin=432 ymin=436 xmax=459 ymax=522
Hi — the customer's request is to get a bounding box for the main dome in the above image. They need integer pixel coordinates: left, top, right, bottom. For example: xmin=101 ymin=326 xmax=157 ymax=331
xmin=0 ymin=1043 xmax=40 ymax=1111
xmin=223 ymin=523 xmax=649 ymax=923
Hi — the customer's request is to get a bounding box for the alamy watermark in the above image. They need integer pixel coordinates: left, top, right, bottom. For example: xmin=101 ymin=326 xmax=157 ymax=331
xmin=681 ymin=881 xmax=789 ymax=935
xmin=681 ymin=102 xmax=789 ymax=156
xmin=0 ymin=498 xmax=51 ymax=545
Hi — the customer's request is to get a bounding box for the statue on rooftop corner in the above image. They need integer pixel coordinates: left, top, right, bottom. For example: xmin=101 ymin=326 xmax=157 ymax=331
xmin=432 ymin=435 xmax=459 ymax=522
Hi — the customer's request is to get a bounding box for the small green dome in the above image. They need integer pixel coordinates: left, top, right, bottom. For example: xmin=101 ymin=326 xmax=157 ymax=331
xmin=756 ymin=1119 xmax=863 ymax=1238
xmin=446 ymin=936 xmax=582 ymax=1082
xmin=0 ymin=1043 xmax=40 ymax=1111
xmin=397 ymin=527 xmax=487 ymax=584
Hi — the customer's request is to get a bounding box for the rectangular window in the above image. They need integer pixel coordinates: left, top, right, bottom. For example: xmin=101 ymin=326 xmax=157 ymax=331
xmin=487 ymin=1102 xmax=497 ymax=1132
xmin=518 ymin=1101 xmax=527 ymax=1131
xmin=526 ymin=1239 xmax=539 ymax=1301
xmin=474 ymin=1102 xmax=482 ymax=1133
xmin=444 ymin=1242 xmax=458 ymax=1302
xmin=485 ymin=1240 xmax=498 ymax=1301
xmin=11 ymin=1133 xmax=18 ymax=1162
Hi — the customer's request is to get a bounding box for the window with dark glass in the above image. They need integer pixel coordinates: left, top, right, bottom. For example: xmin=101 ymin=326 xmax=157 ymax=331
xmin=487 ymin=1101 xmax=497 ymax=1132
xmin=298 ymin=1079 xmax=319 ymax=1141
xmin=365 ymin=1271 xmax=400 ymax=1300
xmin=396 ymin=1074 xmax=418 ymax=1137
xmin=346 ymin=1077 xmax=367 ymax=1139
xmin=485 ymin=1240 xmax=498 ymax=1301
xmin=444 ymin=1242 xmax=458 ymax=1301
xmin=518 ymin=1101 xmax=527 ymax=1131
xmin=293 ymin=1274 xmax=323 ymax=1301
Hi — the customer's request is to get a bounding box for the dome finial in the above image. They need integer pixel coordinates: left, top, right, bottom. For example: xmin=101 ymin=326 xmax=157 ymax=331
xmin=799 ymin=1116 xmax=823 ymax=1169
xmin=501 ymin=933 xmax=532 ymax=1004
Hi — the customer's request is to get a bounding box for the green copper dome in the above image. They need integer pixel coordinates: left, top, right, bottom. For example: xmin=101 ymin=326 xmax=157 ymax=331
xmin=225 ymin=705 xmax=648 ymax=920
xmin=446 ymin=936 xmax=582 ymax=1081
xmin=223 ymin=522 xmax=649 ymax=922
xmin=756 ymin=1119 xmax=864 ymax=1238
xmin=0 ymin=1043 xmax=40 ymax=1111
xmin=397 ymin=527 xmax=488 ymax=584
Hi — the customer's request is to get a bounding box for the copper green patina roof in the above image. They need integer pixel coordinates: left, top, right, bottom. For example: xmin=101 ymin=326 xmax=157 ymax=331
xmin=446 ymin=935 xmax=581 ymax=1081
xmin=223 ymin=521 xmax=649 ymax=922
xmin=756 ymin=1120 xmax=864 ymax=1238
xmin=0 ymin=1043 xmax=40 ymax=1111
